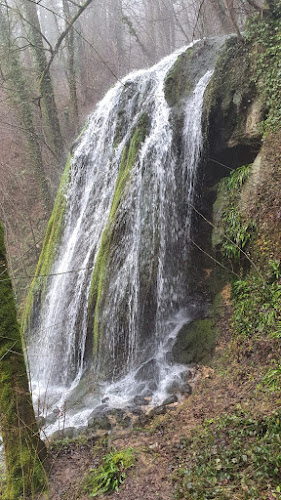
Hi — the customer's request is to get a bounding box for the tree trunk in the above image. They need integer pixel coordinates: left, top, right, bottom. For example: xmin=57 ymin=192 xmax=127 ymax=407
xmin=62 ymin=0 xmax=79 ymax=129
xmin=0 ymin=8 xmax=52 ymax=215
xmin=0 ymin=222 xmax=47 ymax=499
xmin=20 ymin=0 xmax=64 ymax=161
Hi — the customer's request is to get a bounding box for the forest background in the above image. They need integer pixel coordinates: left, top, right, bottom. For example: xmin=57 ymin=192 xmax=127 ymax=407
xmin=0 ymin=0 xmax=262 ymax=309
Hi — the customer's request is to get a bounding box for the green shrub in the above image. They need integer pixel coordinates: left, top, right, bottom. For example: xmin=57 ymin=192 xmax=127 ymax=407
xmin=174 ymin=409 xmax=281 ymax=499
xmin=231 ymin=274 xmax=281 ymax=339
xmin=246 ymin=7 xmax=281 ymax=132
xmin=262 ymin=363 xmax=281 ymax=392
xmin=219 ymin=164 xmax=255 ymax=261
xmin=83 ymin=447 xmax=135 ymax=497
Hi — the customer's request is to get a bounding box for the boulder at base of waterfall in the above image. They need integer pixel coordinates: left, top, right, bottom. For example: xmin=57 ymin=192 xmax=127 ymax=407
xmin=141 ymin=389 xmax=153 ymax=397
xmin=110 ymin=408 xmax=126 ymax=420
xmin=172 ymin=305 xmax=221 ymax=365
xmin=180 ymin=369 xmax=193 ymax=381
xmin=135 ymin=359 xmax=159 ymax=382
xmin=50 ymin=427 xmax=76 ymax=441
xmin=87 ymin=404 xmax=112 ymax=430
xmin=166 ymin=378 xmax=183 ymax=394
xmin=148 ymin=405 xmax=167 ymax=418
xmin=132 ymin=395 xmax=150 ymax=406
xmin=163 ymin=394 xmax=178 ymax=406
xmin=180 ymin=383 xmax=192 ymax=396
xmin=87 ymin=414 xmax=112 ymax=431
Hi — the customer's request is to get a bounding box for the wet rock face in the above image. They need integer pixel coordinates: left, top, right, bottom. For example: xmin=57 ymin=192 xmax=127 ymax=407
xmin=87 ymin=414 xmax=112 ymax=431
xmin=203 ymin=37 xmax=263 ymax=187
xmin=135 ymin=359 xmax=159 ymax=383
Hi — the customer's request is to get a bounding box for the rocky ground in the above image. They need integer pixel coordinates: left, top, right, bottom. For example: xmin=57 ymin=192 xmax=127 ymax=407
xmin=32 ymin=289 xmax=281 ymax=500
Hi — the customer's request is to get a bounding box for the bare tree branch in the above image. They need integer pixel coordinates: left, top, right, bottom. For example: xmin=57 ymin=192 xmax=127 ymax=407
xmin=38 ymin=0 xmax=93 ymax=91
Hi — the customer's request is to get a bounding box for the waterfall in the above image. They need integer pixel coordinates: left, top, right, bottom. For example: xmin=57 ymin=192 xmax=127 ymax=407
xmin=26 ymin=42 xmax=215 ymax=427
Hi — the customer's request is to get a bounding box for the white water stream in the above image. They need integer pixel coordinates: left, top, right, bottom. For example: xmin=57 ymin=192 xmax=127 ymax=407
xmin=26 ymin=44 xmax=214 ymax=433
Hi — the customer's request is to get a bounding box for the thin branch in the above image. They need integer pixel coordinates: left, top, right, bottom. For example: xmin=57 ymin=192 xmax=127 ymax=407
xmin=38 ymin=0 xmax=93 ymax=90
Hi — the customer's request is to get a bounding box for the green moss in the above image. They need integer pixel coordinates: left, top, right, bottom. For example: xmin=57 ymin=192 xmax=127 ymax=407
xmin=212 ymin=179 xmax=229 ymax=248
xmin=72 ymin=118 xmax=90 ymax=147
xmin=88 ymin=114 xmax=149 ymax=356
xmin=22 ymin=154 xmax=72 ymax=333
xmin=165 ymin=48 xmax=193 ymax=107
xmin=0 ymin=223 xmax=47 ymax=499
xmin=203 ymin=37 xmax=257 ymax=146
xmin=245 ymin=7 xmax=281 ymax=132
xmin=172 ymin=293 xmax=223 ymax=366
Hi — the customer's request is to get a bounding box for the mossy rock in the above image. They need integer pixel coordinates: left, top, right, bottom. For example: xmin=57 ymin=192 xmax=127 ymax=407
xmin=87 ymin=112 xmax=150 ymax=369
xmin=212 ymin=178 xmax=229 ymax=248
xmin=165 ymin=38 xmax=225 ymax=109
xmin=172 ymin=294 xmax=223 ymax=365
xmin=203 ymin=36 xmax=262 ymax=156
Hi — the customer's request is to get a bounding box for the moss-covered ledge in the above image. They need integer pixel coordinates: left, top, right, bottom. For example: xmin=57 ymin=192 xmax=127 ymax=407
xmin=22 ymin=154 xmax=72 ymax=335
xmin=87 ymin=113 xmax=150 ymax=362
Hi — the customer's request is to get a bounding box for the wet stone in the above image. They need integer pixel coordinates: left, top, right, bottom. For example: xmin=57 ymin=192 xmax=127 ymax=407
xmin=141 ymin=389 xmax=153 ymax=398
xmin=166 ymin=379 xmax=182 ymax=394
xmin=148 ymin=382 xmax=158 ymax=392
xmin=133 ymin=395 xmax=149 ymax=406
xmin=91 ymin=404 xmax=109 ymax=415
xmin=148 ymin=405 xmax=167 ymax=418
xmin=50 ymin=427 xmax=76 ymax=441
xmin=180 ymin=369 xmax=192 ymax=382
xmin=165 ymin=352 xmax=174 ymax=365
xmin=135 ymin=359 xmax=159 ymax=382
xmin=163 ymin=395 xmax=178 ymax=406
xmin=180 ymin=383 xmax=192 ymax=396
xmin=87 ymin=414 xmax=112 ymax=431
xmin=110 ymin=408 xmax=126 ymax=420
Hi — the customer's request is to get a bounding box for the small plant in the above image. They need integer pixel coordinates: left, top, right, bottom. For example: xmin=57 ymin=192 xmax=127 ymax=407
xmin=262 ymin=363 xmax=281 ymax=392
xmin=219 ymin=164 xmax=255 ymax=261
xmin=231 ymin=273 xmax=281 ymax=340
xmin=83 ymin=447 xmax=135 ymax=497
xmin=269 ymin=259 xmax=281 ymax=281
xmin=174 ymin=409 xmax=281 ymax=499
xmin=226 ymin=164 xmax=251 ymax=191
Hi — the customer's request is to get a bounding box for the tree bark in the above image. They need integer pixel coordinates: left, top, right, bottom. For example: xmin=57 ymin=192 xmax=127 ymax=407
xmin=62 ymin=0 xmax=79 ymax=129
xmin=0 ymin=8 xmax=52 ymax=215
xmin=20 ymin=0 xmax=64 ymax=161
xmin=0 ymin=222 xmax=47 ymax=499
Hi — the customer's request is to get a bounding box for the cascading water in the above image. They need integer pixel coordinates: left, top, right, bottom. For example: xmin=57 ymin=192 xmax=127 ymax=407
xmin=26 ymin=40 xmax=219 ymax=430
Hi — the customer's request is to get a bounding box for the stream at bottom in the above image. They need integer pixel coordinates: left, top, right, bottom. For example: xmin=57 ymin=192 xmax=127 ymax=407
xmin=31 ymin=308 xmax=199 ymax=439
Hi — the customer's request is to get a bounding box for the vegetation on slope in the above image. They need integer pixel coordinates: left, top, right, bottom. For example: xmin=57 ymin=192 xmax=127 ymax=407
xmin=173 ymin=10 xmax=281 ymax=499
